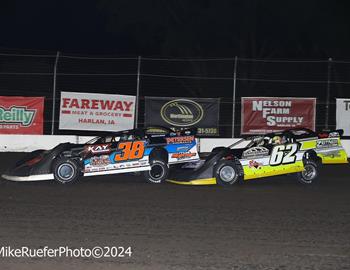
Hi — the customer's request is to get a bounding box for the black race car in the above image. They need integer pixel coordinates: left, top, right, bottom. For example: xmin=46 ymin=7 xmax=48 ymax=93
xmin=2 ymin=126 xmax=199 ymax=184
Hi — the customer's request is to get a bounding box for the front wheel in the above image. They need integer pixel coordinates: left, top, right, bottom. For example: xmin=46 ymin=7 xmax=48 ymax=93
xmin=53 ymin=158 xmax=81 ymax=184
xmin=296 ymin=160 xmax=318 ymax=184
xmin=215 ymin=160 xmax=240 ymax=186
xmin=144 ymin=160 xmax=169 ymax=184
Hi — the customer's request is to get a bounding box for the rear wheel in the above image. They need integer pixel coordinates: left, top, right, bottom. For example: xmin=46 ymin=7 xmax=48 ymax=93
xmin=144 ymin=160 xmax=169 ymax=184
xmin=53 ymin=158 xmax=80 ymax=184
xmin=296 ymin=160 xmax=318 ymax=184
xmin=215 ymin=160 xmax=240 ymax=186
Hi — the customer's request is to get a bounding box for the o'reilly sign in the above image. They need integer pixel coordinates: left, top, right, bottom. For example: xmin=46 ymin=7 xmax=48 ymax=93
xmin=0 ymin=96 xmax=44 ymax=134
xmin=145 ymin=97 xmax=220 ymax=136
xmin=0 ymin=106 xmax=36 ymax=126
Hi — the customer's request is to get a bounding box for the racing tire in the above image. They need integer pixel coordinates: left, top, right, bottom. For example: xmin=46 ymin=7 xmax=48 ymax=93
xmin=296 ymin=160 xmax=318 ymax=185
xmin=53 ymin=158 xmax=80 ymax=184
xmin=215 ymin=160 xmax=240 ymax=186
xmin=144 ymin=160 xmax=169 ymax=184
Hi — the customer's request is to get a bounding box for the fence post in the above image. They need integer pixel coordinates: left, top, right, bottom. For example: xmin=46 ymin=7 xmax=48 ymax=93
xmin=232 ymin=56 xmax=238 ymax=138
xmin=51 ymin=51 xmax=60 ymax=135
xmin=135 ymin=56 xmax=141 ymax=128
xmin=325 ymin=57 xmax=332 ymax=130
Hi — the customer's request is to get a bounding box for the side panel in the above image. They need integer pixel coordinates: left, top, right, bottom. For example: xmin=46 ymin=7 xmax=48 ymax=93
xmin=83 ymin=140 xmax=150 ymax=174
xmin=240 ymin=143 xmax=304 ymax=180
xmin=165 ymin=136 xmax=200 ymax=164
xmin=300 ymin=138 xmax=348 ymax=164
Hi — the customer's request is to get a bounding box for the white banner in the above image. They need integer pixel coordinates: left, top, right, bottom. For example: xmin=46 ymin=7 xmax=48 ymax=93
xmin=336 ymin=98 xmax=350 ymax=136
xmin=59 ymin=91 xmax=136 ymax=132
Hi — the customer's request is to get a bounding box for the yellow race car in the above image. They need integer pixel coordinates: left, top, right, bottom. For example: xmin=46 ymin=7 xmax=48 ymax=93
xmin=167 ymin=128 xmax=348 ymax=186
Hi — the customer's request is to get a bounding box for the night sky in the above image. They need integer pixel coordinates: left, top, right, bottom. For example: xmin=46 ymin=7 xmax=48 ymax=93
xmin=1 ymin=0 xmax=350 ymax=59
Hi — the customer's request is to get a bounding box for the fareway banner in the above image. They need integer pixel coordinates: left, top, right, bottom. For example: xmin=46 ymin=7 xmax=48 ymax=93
xmin=0 ymin=96 xmax=44 ymax=134
xmin=241 ymin=97 xmax=316 ymax=134
xmin=336 ymin=98 xmax=350 ymax=136
xmin=59 ymin=92 xmax=136 ymax=132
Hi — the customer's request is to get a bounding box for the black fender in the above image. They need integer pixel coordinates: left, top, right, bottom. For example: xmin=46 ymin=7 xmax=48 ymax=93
xmin=303 ymin=150 xmax=322 ymax=165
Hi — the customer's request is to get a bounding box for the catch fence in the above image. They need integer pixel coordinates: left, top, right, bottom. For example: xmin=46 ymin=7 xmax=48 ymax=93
xmin=0 ymin=50 xmax=349 ymax=137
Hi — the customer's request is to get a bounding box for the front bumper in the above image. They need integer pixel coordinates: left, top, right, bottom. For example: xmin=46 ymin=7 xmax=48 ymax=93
xmin=1 ymin=173 xmax=54 ymax=181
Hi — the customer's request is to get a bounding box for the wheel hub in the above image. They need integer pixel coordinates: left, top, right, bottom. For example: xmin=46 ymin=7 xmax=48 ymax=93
xmin=302 ymin=164 xmax=316 ymax=181
xmin=57 ymin=164 xmax=74 ymax=180
xmin=220 ymin=166 xmax=236 ymax=182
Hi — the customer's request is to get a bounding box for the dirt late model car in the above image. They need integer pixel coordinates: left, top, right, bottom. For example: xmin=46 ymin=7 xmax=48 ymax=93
xmin=2 ymin=127 xmax=199 ymax=184
xmin=167 ymin=128 xmax=348 ymax=186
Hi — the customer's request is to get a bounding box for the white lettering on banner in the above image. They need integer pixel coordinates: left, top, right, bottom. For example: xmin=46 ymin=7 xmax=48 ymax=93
xmin=336 ymin=98 xmax=350 ymax=136
xmin=59 ymin=92 xmax=136 ymax=132
xmin=252 ymin=100 xmax=303 ymax=126
xmin=62 ymin=98 xmax=133 ymax=111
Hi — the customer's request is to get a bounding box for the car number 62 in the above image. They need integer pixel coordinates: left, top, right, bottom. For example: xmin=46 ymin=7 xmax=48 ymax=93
xmin=269 ymin=143 xmax=298 ymax=166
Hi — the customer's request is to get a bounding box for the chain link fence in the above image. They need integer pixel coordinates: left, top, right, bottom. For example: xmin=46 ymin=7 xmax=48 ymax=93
xmin=0 ymin=50 xmax=349 ymax=137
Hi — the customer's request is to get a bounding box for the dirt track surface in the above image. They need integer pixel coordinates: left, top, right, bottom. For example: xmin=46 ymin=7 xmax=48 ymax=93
xmin=0 ymin=153 xmax=349 ymax=270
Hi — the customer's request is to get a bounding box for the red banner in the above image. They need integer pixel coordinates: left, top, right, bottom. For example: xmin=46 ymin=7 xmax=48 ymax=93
xmin=241 ymin=97 xmax=316 ymax=134
xmin=0 ymin=96 xmax=44 ymax=134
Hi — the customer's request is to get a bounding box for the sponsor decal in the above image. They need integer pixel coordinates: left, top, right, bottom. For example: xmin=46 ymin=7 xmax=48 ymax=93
xmin=242 ymin=147 xmax=269 ymax=159
xmin=171 ymin=152 xmax=196 ymax=160
xmin=176 ymin=146 xmax=190 ymax=151
xmin=90 ymin=155 xmax=110 ymax=167
xmin=161 ymin=99 xmax=204 ymax=127
xmin=321 ymin=150 xmax=341 ymax=158
xmin=146 ymin=127 xmax=169 ymax=135
xmin=242 ymin=97 xmax=316 ymax=134
xmin=316 ymin=139 xmax=338 ymax=148
xmin=248 ymin=160 xmax=263 ymax=169
xmin=329 ymin=132 xmax=340 ymax=138
xmin=166 ymin=136 xmax=194 ymax=144
xmin=85 ymin=144 xmax=111 ymax=154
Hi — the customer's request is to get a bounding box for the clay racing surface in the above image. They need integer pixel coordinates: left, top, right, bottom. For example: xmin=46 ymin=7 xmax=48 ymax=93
xmin=0 ymin=153 xmax=349 ymax=270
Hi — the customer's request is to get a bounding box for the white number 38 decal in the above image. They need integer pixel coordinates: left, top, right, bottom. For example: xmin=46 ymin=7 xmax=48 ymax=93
xmin=269 ymin=143 xmax=298 ymax=166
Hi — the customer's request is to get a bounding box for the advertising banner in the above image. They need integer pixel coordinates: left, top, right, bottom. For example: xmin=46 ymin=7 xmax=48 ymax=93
xmin=241 ymin=97 xmax=316 ymax=134
xmin=0 ymin=96 xmax=44 ymax=134
xmin=145 ymin=97 xmax=220 ymax=136
xmin=336 ymin=98 xmax=350 ymax=136
xmin=59 ymin=91 xmax=136 ymax=132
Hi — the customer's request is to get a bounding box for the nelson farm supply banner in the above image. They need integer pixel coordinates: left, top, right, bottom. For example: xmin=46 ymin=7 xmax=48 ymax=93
xmin=241 ymin=97 xmax=316 ymax=134
xmin=59 ymin=92 xmax=136 ymax=132
xmin=0 ymin=96 xmax=44 ymax=134
xmin=145 ymin=97 xmax=220 ymax=136
xmin=336 ymin=98 xmax=350 ymax=136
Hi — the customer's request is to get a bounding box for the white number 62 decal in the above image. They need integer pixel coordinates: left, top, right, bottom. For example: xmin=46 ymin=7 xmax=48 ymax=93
xmin=269 ymin=143 xmax=298 ymax=166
